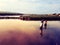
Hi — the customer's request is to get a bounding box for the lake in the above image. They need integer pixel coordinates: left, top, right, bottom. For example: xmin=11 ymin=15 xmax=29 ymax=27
xmin=0 ymin=19 xmax=60 ymax=45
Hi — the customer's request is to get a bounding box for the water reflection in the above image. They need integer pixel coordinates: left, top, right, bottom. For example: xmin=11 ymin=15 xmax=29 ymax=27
xmin=0 ymin=19 xmax=60 ymax=45
xmin=40 ymin=23 xmax=43 ymax=37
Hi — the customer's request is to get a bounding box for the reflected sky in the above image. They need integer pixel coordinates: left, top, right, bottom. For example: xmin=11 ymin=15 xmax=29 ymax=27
xmin=0 ymin=19 xmax=60 ymax=45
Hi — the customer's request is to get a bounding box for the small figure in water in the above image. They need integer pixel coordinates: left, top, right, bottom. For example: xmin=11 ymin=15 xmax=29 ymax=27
xmin=44 ymin=20 xmax=47 ymax=29
xmin=41 ymin=20 xmax=44 ymax=24
xmin=40 ymin=20 xmax=44 ymax=31
xmin=39 ymin=20 xmax=47 ymax=37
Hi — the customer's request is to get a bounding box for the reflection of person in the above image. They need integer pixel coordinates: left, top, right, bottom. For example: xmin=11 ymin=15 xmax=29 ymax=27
xmin=44 ymin=20 xmax=47 ymax=29
xmin=40 ymin=21 xmax=43 ymax=37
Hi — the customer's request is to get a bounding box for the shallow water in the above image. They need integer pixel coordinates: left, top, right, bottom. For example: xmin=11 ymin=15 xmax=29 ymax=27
xmin=0 ymin=19 xmax=60 ymax=45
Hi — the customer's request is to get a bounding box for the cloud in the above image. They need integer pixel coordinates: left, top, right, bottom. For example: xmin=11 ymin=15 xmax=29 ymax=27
xmin=0 ymin=0 xmax=60 ymax=14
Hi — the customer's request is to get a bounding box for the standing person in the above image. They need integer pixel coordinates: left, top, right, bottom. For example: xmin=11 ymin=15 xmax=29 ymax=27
xmin=41 ymin=19 xmax=44 ymax=28
xmin=40 ymin=23 xmax=43 ymax=31
xmin=44 ymin=20 xmax=47 ymax=29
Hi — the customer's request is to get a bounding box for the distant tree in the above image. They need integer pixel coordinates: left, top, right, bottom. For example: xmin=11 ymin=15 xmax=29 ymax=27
xmin=58 ymin=13 xmax=60 ymax=16
xmin=53 ymin=13 xmax=56 ymax=15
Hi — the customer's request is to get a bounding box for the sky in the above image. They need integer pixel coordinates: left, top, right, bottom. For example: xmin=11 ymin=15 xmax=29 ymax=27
xmin=0 ymin=0 xmax=60 ymax=14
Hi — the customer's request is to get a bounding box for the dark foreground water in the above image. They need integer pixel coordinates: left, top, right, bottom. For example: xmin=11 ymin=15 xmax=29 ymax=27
xmin=0 ymin=19 xmax=60 ymax=45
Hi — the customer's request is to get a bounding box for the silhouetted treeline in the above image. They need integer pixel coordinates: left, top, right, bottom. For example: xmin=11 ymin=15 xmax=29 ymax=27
xmin=0 ymin=12 xmax=23 ymax=16
xmin=30 ymin=15 xmax=60 ymax=21
xmin=0 ymin=17 xmax=20 ymax=19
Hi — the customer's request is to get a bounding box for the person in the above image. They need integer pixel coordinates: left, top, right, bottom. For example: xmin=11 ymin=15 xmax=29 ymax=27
xmin=44 ymin=20 xmax=47 ymax=29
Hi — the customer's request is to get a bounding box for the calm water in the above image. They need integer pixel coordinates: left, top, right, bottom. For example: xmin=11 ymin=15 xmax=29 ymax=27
xmin=0 ymin=19 xmax=60 ymax=45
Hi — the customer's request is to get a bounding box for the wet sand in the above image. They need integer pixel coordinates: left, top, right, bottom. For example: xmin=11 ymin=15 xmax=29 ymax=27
xmin=0 ymin=19 xmax=59 ymax=45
